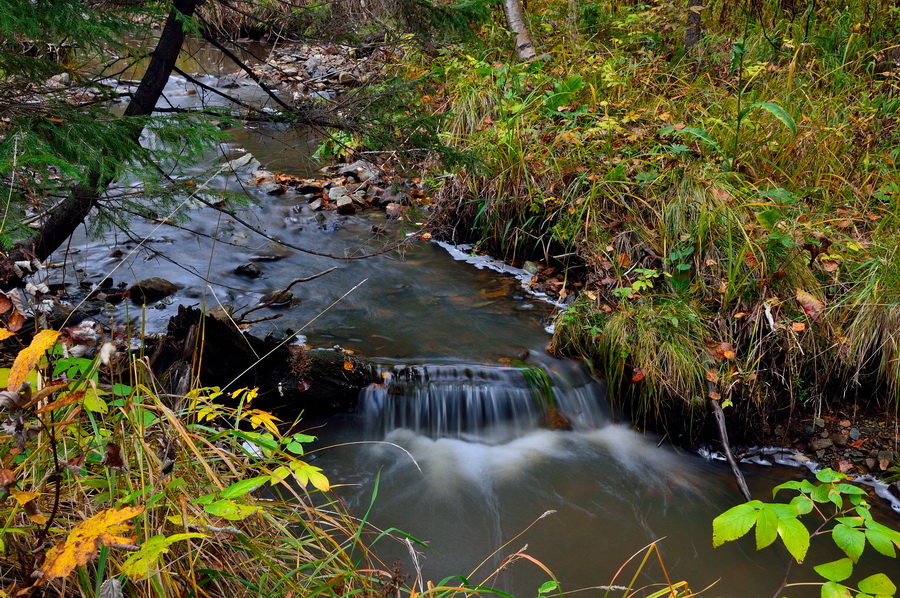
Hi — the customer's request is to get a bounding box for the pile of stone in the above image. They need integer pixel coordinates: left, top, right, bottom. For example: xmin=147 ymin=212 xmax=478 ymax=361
xmin=253 ymin=43 xmax=389 ymax=101
xmin=252 ymin=158 xmax=423 ymax=219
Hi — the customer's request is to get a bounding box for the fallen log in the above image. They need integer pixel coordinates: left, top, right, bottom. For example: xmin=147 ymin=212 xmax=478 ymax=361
xmin=148 ymin=305 xmax=379 ymax=413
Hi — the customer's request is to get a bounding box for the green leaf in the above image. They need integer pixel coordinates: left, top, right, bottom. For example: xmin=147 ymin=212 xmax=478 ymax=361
xmin=218 ymin=475 xmax=270 ymax=500
xmin=865 ymin=529 xmax=897 ymax=558
xmin=821 ymin=581 xmax=853 ymax=598
xmin=774 ymin=479 xmax=815 ymax=496
xmin=746 ymin=101 xmax=797 ymax=134
xmin=816 ymin=469 xmax=847 ymax=483
xmin=835 ymin=483 xmax=867 ymax=495
xmin=755 ymin=506 xmax=779 ymax=550
xmin=121 ymin=533 xmax=205 ymax=580
xmin=777 ymin=516 xmax=810 ymax=562
xmin=857 ymin=574 xmax=896 ymax=596
xmin=814 ymin=558 xmax=854 ymax=582
xmin=833 ymin=523 xmax=866 ymax=562
xmin=83 ymin=390 xmax=108 ymax=414
xmin=538 ymin=580 xmax=559 ymax=594
xmin=713 ymin=502 xmax=760 ymax=547
xmin=791 ymin=495 xmax=815 ymax=515
xmin=203 ymin=499 xmax=261 ymax=521
xmin=864 ymin=520 xmax=900 ymax=549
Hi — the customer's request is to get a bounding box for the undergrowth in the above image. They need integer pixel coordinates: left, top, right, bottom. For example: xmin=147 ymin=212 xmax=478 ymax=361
xmin=418 ymin=0 xmax=900 ymax=436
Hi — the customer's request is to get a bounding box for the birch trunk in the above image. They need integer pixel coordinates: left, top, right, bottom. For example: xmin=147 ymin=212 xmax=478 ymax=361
xmin=503 ymin=0 xmax=537 ymax=61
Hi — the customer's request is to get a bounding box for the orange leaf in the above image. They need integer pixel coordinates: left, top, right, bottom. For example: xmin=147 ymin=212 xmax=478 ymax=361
xmin=791 ymin=322 xmax=806 ymax=332
xmin=705 ymin=369 xmax=719 ymax=383
xmin=0 ymin=328 xmax=14 ymax=341
xmin=0 ymin=292 xmax=11 ymax=314
xmin=631 ymin=368 xmax=645 ymax=382
xmin=708 ymin=391 xmax=721 ymax=400
xmin=7 ymin=330 xmax=60 ymax=391
xmin=40 ymin=506 xmax=143 ymax=581
xmin=7 ymin=309 xmax=25 ymax=333
xmin=36 ymin=389 xmax=84 ymax=414
xmin=343 ymin=360 xmax=354 ymax=371
xmin=27 ymin=381 xmax=71 ymax=409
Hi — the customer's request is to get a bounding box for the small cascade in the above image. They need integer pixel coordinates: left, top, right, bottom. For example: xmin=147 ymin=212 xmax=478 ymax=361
xmin=360 ymin=361 xmax=610 ymax=442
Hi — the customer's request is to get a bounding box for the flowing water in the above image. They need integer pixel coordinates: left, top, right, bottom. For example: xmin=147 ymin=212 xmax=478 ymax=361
xmin=50 ymin=41 xmax=900 ymax=597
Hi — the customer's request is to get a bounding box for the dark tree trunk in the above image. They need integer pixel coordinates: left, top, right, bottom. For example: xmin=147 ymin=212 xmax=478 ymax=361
xmin=0 ymin=0 xmax=201 ymax=289
xmin=685 ymin=0 xmax=703 ymax=50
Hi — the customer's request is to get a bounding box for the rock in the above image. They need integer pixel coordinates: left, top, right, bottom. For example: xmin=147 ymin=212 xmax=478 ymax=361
xmin=250 ymin=243 xmax=293 ymax=261
xmin=866 ymin=458 xmax=877 ymax=470
xmin=225 ymin=153 xmax=261 ymax=173
xmin=296 ymin=182 xmax=322 ymax=194
xmin=336 ymin=196 xmax=355 ymax=214
xmin=338 ymin=160 xmax=379 ymax=182
xmin=849 ymin=427 xmax=861 ymax=440
xmin=385 ymin=203 xmax=403 ymax=220
xmin=129 ymin=277 xmax=178 ymax=304
xmin=235 ymin=262 xmax=263 ymax=278
xmin=832 ymin=432 xmax=850 ymax=447
xmin=206 ymin=305 xmax=233 ymax=320
xmin=260 ymin=289 xmax=293 ymax=307
xmin=216 ymin=75 xmax=242 ymax=89
xmin=261 ymin=181 xmax=286 ymax=195
xmin=46 ymin=72 xmax=70 ymax=90
xmin=304 ymin=57 xmax=321 ymax=72
xmin=328 ymin=186 xmax=354 ymax=200
xmin=381 ymin=187 xmax=410 ymax=206
xmin=309 ymin=199 xmax=323 ymax=211
xmin=523 ymin=261 xmax=541 ymax=275
xmin=809 ymin=438 xmax=833 ymax=451
xmin=337 ymin=71 xmax=360 ymax=86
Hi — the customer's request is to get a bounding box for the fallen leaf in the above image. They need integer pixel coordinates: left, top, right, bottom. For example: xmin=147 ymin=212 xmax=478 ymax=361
xmin=40 ymin=506 xmax=143 ymax=580
xmin=631 ymin=368 xmax=646 ymax=382
xmin=791 ymin=322 xmax=806 ymax=332
xmin=850 ymin=439 xmax=865 ymax=448
xmin=7 ymin=330 xmax=60 ymax=391
xmin=837 ymin=460 xmax=852 ymax=474
xmin=821 ymin=260 xmax=839 ymax=272
xmin=36 ymin=389 xmax=85 ymax=414
xmin=705 ymin=369 xmax=719 ymax=383
xmin=0 ymin=328 xmax=14 ymax=341
xmin=708 ymin=391 xmax=721 ymax=400
xmin=707 ymin=341 xmax=736 ymax=362
xmin=101 ymin=441 xmax=128 ymax=472
xmin=10 ymin=489 xmax=38 ymax=505
xmin=839 ymin=419 xmax=851 ymax=427
xmin=795 ymin=288 xmax=825 ymax=320
xmin=7 ymin=309 xmax=25 ymax=333
xmin=343 ymin=360 xmax=354 ymax=371
xmin=0 ymin=292 xmax=12 ymax=314
xmin=0 ymin=468 xmax=15 ymax=490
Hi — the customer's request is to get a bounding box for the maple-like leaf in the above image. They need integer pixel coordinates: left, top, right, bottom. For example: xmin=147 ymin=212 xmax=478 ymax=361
xmin=40 ymin=506 xmax=143 ymax=581
xmin=7 ymin=330 xmax=60 ymax=391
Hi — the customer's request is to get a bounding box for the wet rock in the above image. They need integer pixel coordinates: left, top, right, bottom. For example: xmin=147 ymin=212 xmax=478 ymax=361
xmin=129 ymin=277 xmax=178 ymax=304
xmin=206 ymin=305 xmax=233 ymax=320
xmin=216 ymin=75 xmax=242 ymax=88
xmin=336 ymin=196 xmax=355 ymax=214
xmin=338 ymin=160 xmax=379 ymax=182
xmin=296 ymin=182 xmax=323 ymax=194
xmin=235 ymin=262 xmax=263 ymax=278
xmin=381 ymin=187 xmax=410 ymax=206
xmin=328 ymin=186 xmax=353 ymax=200
xmin=251 ymin=243 xmax=293 ymax=261
xmin=385 ymin=203 xmax=403 ymax=220
xmin=225 ymin=153 xmax=261 ymax=173
xmin=261 ymin=181 xmax=286 ymax=195
xmin=523 ymin=261 xmax=541 ymax=275
xmin=260 ymin=289 xmax=293 ymax=307
xmin=309 ymin=199 xmax=323 ymax=211
xmin=809 ymin=438 xmax=833 ymax=451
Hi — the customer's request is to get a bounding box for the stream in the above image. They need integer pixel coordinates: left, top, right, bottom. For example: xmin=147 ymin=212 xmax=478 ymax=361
xmin=48 ymin=40 xmax=900 ymax=598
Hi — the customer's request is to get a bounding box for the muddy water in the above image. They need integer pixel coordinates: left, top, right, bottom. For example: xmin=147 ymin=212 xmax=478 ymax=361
xmin=51 ymin=41 xmax=900 ymax=598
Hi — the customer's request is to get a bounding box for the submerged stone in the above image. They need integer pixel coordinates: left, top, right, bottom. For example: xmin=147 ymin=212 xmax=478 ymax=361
xmin=129 ymin=277 xmax=178 ymax=304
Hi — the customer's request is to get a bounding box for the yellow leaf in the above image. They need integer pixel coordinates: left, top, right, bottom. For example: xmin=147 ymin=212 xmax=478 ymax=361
xmin=39 ymin=506 xmax=143 ymax=581
xmin=247 ymin=409 xmax=281 ymax=435
xmin=0 ymin=328 xmax=14 ymax=341
xmin=120 ymin=533 xmax=205 ymax=581
xmin=10 ymin=489 xmax=39 ymax=505
xmin=795 ymin=288 xmax=825 ymax=320
xmin=343 ymin=360 xmax=354 ymax=371
xmin=8 ymin=330 xmax=60 ymax=391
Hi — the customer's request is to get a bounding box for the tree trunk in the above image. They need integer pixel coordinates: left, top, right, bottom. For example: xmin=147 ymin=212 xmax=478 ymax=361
xmin=503 ymin=0 xmax=537 ymax=61
xmin=685 ymin=0 xmax=703 ymax=50
xmin=0 ymin=0 xmax=201 ymax=289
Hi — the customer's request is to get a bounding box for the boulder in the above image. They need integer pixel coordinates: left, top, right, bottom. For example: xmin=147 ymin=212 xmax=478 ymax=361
xmin=235 ymin=262 xmax=263 ymax=278
xmin=129 ymin=277 xmax=178 ymax=304
xmin=336 ymin=196 xmax=356 ymax=214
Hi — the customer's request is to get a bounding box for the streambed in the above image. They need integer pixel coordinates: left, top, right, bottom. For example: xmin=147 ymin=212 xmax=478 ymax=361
xmin=47 ymin=41 xmax=900 ymax=598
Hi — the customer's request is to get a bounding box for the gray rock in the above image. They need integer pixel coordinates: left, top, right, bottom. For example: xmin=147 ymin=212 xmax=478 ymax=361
xmin=381 ymin=187 xmax=410 ymax=205
xmin=260 ymin=181 xmax=286 ymax=195
xmin=832 ymin=433 xmax=850 ymax=447
xmin=309 ymin=199 xmax=323 ymax=211
xmin=523 ymin=261 xmax=541 ymax=275
xmin=336 ymin=196 xmax=355 ymax=214
xmin=251 ymin=243 xmax=293 ymax=261
xmin=328 ymin=185 xmax=355 ymax=200
xmin=849 ymin=427 xmax=861 ymax=440
xmin=235 ymin=262 xmax=263 ymax=278
xmin=304 ymin=57 xmax=321 ymax=72
xmin=809 ymin=438 xmax=833 ymax=451
xmin=129 ymin=277 xmax=178 ymax=304
xmin=339 ymin=160 xmax=379 ymax=182
xmin=225 ymin=153 xmax=261 ymax=173
xmin=260 ymin=289 xmax=293 ymax=307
